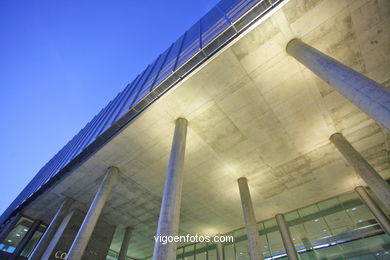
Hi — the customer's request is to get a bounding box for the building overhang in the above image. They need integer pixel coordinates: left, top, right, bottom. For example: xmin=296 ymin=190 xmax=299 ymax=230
xmin=6 ymin=0 xmax=390 ymax=258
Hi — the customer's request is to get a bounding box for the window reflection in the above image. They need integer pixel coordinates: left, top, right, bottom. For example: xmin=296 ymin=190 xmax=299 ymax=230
xmin=20 ymin=223 xmax=46 ymax=257
xmin=195 ymin=242 xmax=207 ymax=260
xmin=141 ymin=190 xmax=390 ymax=260
xmin=0 ymin=217 xmax=34 ymax=253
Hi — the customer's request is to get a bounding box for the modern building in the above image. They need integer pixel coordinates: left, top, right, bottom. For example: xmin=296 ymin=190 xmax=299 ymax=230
xmin=0 ymin=0 xmax=389 ymax=259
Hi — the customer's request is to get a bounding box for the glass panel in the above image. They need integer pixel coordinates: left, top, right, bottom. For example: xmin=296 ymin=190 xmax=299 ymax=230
xmin=259 ymin=233 xmax=271 ymax=258
xmin=267 ymin=230 xmax=285 ymax=257
xmin=183 ymin=244 xmax=195 ymax=260
xmin=0 ymin=217 xmax=34 ymax=253
xmin=208 ymin=247 xmax=217 ymax=260
xmin=20 ymin=224 xmax=46 ymax=257
xmin=177 ymin=247 xmax=184 ymax=260
xmin=148 ymin=190 xmax=390 ymax=259
xmin=235 ymin=239 xmax=250 ymax=260
xmin=106 ymin=254 xmax=117 ymax=260
xmin=224 ymin=242 xmax=235 ymax=260
xmin=106 ymin=249 xmax=118 ymax=259
xmin=195 ymin=242 xmax=207 ymax=260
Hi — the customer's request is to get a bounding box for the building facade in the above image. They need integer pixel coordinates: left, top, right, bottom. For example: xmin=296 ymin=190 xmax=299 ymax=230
xmin=0 ymin=0 xmax=389 ymax=259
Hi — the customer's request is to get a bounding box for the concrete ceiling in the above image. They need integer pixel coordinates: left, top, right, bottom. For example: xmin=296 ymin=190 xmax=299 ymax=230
xmin=23 ymin=0 xmax=390 ymax=258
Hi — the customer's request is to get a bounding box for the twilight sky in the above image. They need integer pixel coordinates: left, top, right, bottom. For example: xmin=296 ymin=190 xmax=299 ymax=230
xmin=0 ymin=0 xmax=219 ymax=215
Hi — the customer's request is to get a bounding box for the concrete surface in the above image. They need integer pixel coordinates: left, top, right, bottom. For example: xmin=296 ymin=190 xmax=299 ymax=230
xmin=22 ymin=0 xmax=390 ymax=258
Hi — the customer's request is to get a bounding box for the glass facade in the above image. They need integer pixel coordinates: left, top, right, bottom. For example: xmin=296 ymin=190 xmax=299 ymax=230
xmin=19 ymin=223 xmax=45 ymax=257
xmin=106 ymin=249 xmax=135 ymax=260
xmin=0 ymin=217 xmax=34 ymax=253
xmin=0 ymin=216 xmax=45 ymax=257
xmin=4 ymin=189 xmax=383 ymax=259
xmin=138 ymin=189 xmax=390 ymax=260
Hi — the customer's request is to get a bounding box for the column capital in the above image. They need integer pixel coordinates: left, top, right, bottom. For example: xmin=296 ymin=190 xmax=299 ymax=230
xmin=237 ymin=177 xmax=248 ymax=182
xmin=107 ymin=166 xmax=119 ymax=174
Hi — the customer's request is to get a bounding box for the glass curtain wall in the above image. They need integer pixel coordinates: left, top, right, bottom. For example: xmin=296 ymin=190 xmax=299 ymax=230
xmin=19 ymin=223 xmax=46 ymax=257
xmin=0 ymin=217 xmax=35 ymax=254
xmin=142 ymin=189 xmax=390 ymax=260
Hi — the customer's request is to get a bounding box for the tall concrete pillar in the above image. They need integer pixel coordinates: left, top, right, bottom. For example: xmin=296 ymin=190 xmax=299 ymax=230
xmin=11 ymin=220 xmax=41 ymax=259
xmin=118 ymin=227 xmax=132 ymax=260
xmin=237 ymin=177 xmax=263 ymax=260
xmin=152 ymin=118 xmax=188 ymax=260
xmin=275 ymin=214 xmax=298 ymax=260
xmin=355 ymin=186 xmax=390 ymax=235
xmin=286 ymin=39 xmax=390 ymax=131
xmin=330 ymin=133 xmax=390 ymax=209
xmin=29 ymin=197 xmax=74 ymax=260
xmin=0 ymin=213 xmax=21 ymax=243
xmin=66 ymin=166 xmax=119 ymax=260
xmin=215 ymin=238 xmax=224 ymax=260
xmin=41 ymin=208 xmax=83 ymax=260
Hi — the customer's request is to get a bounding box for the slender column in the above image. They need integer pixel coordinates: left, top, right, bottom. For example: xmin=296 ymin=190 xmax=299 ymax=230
xmin=29 ymin=198 xmax=74 ymax=260
xmin=152 ymin=118 xmax=188 ymax=260
xmin=11 ymin=220 xmax=41 ymax=259
xmin=275 ymin=214 xmax=298 ymax=260
xmin=66 ymin=166 xmax=119 ymax=260
xmin=286 ymin=39 xmax=390 ymax=131
xmin=355 ymin=186 xmax=390 ymax=235
xmin=330 ymin=133 xmax=390 ymax=209
xmin=41 ymin=208 xmax=84 ymax=260
xmin=0 ymin=213 xmax=21 ymax=243
xmin=215 ymin=237 xmax=224 ymax=260
xmin=118 ymin=227 xmax=132 ymax=260
xmin=237 ymin=177 xmax=263 ymax=260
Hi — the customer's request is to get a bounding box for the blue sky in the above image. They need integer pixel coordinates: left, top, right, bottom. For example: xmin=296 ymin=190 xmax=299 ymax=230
xmin=0 ymin=0 xmax=219 ymax=215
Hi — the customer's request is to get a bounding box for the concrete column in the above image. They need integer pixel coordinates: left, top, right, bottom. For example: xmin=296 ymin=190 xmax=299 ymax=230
xmin=355 ymin=186 xmax=390 ymax=235
xmin=330 ymin=133 xmax=390 ymax=209
xmin=152 ymin=118 xmax=188 ymax=260
xmin=66 ymin=166 xmax=119 ymax=260
xmin=41 ymin=209 xmax=84 ymax=260
xmin=275 ymin=214 xmax=298 ymax=260
xmin=237 ymin=177 xmax=263 ymax=260
xmin=0 ymin=213 xmax=21 ymax=243
xmin=118 ymin=227 xmax=132 ymax=260
xmin=215 ymin=237 xmax=224 ymax=260
xmin=286 ymin=39 xmax=390 ymax=131
xmin=29 ymin=198 xmax=74 ymax=260
xmin=11 ymin=220 xmax=41 ymax=259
